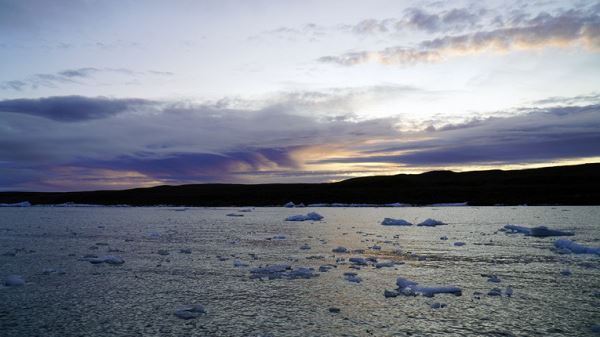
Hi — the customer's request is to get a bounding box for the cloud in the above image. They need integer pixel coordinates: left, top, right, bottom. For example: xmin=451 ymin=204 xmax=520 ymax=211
xmin=0 ymin=67 xmax=173 ymax=91
xmin=0 ymin=96 xmax=153 ymax=122
xmin=0 ymin=90 xmax=401 ymax=190
xmin=319 ymin=7 xmax=600 ymax=66
xmin=313 ymin=104 xmax=600 ymax=166
xmin=2 ymin=90 xmax=600 ymax=191
xmin=400 ymin=7 xmax=484 ymax=33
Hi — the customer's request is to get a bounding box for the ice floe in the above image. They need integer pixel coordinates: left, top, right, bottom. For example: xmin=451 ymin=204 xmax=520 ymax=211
xmin=283 ymin=202 xmax=295 ymax=208
xmin=560 ymin=269 xmax=572 ymax=276
xmin=344 ymin=272 xmax=362 ymax=283
xmin=81 ymin=255 xmax=125 ymax=265
xmin=4 ymin=275 xmax=25 ymax=286
xmin=381 ymin=218 xmax=413 ymax=226
xmin=285 ymin=212 xmax=324 ymax=221
xmin=486 ymin=275 xmax=501 ymax=283
xmin=394 ymin=277 xmax=462 ymax=297
xmin=430 ymin=302 xmax=447 ymax=309
xmin=249 ymin=265 xmax=318 ymax=280
xmin=233 ymin=259 xmax=249 ymax=267
xmin=506 ymin=286 xmax=513 ymax=297
xmin=174 ymin=304 xmax=206 ymax=319
xmin=319 ymin=264 xmax=336 ymax=272
xmin=349 ymin=257 xmax=368 ymax=266
xmin=299 ymin=244 xmax=311 ymax=250
xmin=375 ymin=261 xmax=396 ymax=269
xmin=502 ymin=225 xmax=574 ymax=237
xmin=416 ymin=219 xmax=447 ymax=227
xmin=42 ymin=268 xmax=65 ymax=275
xmin=487 ymin=288 xmax=502 ymax=296
xmin=0 ymin=201 xmax=31 ymax=207
xmin=554 ymin=239 xmax=600 ymax=255
xmin=332 ymin=246 xmax=348 ymax=253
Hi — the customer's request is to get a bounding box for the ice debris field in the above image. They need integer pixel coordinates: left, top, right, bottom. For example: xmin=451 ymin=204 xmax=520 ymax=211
xmin=0 ymin=205 xmax=599 ymax=337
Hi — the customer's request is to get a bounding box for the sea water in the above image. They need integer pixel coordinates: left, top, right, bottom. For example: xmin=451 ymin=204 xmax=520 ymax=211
xmin=0 ymin=206 xmax=598 ymax=336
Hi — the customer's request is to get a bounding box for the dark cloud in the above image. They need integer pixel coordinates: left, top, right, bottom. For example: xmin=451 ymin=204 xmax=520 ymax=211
xmin=78 ymin=148 xmax=300 ymax=183
xmin=2 ymin=91 xmax=599 ymax=191
xmin=0 ymin=96 xmax=152 ymax=122
xmin=313 ymin=104 xmax=600 ymax=166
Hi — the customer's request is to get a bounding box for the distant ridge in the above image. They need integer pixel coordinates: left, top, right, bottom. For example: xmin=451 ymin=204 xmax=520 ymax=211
xmin=1 ymin=163 xmax=600 ymax=206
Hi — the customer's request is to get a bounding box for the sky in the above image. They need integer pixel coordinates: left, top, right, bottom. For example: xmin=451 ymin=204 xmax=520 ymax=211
xmin=1 ymin=0 xmax=600 ymax=191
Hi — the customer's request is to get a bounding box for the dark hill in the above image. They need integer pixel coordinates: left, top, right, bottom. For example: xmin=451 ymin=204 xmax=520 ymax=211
xmin=1 ymin=163 xmax=600 ymax=206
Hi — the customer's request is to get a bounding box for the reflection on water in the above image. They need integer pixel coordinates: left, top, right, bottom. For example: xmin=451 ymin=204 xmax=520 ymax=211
xmin=0 ymin=206 xmax=599 ymax=336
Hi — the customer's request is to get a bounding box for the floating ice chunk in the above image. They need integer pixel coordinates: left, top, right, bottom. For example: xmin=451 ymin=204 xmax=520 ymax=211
xmin=332 ymin=246 xmax=348 ymax=253
xmin=384 ymin=290 xmax=399 ymax=298
xmin=250 ymin=264 xmax=291 ymax=279
xmin=286 ymin=267 xmax=318 ymax=279
xmin=174 ymin=304 xmax=206 ymax=319
xmin=0 ymin=201 xmax=31 ymax=207
xmin=285 ymin=212 xmax=324 ymax=221
xmin=487 ymin=275 xmax=501 ymax=283
xmin=272 ymin=234 xmax=287 ymax=240
xmin=344 ymin=272 xmax=362 ymax=283
xmin=319 ymin=264 xmax=336 ymax=272
xmin=395 ymin=277 xmax=461 ymax=297
xmin=42 ymin=268 xmax=65 ymax=275
xmin=560 ymin=269 xmax=572 ymax=276
xmin=385 ymin=203 xmax=411 ymax=207
xmin=250 ymin=265 xmax=318 ymax=280
xmin=4 ymin=275 xmax=25 ymax=286
xmin=430 ymin=302 xmax=447 ymax=309
xmin=506 ymin=286 xmax=513 ymax=297
xmin=503 ymin=224 xmax=531 ymax=234
xmin=283 ymin=202 xmax=295 ymax=208
xmin=529 ymin=226 xmax=574 ymax=237
xmin=453 ymin=242 xmax=466 ymax=247
xmin=349 ymin=257 xmax=368 ymax=266
xmin=417 ymin=219 xmax=447 ymax=227
xmin=554 ymin=239 xmax=600 ymax=255
xmin=102 ymin=255 xmax=125 ymax=265
xmin=299 ymin=244 xmax=311 ymax=250
xmin=396 ymin=277 xmax=419 ymax=289
xmin=415 ymin=286 xmax=462 ymax=297
xmin=226 ymin=213 xmax=244 ymax=217
xmin=233 ymin=259 xmax=249 ymax=267
xmin=296 ymin=203 xmax=305 ymax=208
xmin=503 ymin=225 xmax=574 ymax=237
xmin=429 ymin=202 xmax=468 ymax=207
xmin=381 ymin=218 xmax=413 ymax=226
xmin=375 ymin=261 xmax=396 ymax=269
xmin=82 ymin=255 xmax=124 ymax=265
xmin=147 ymin=231 xmax=161 ymax=238
xmin=488 ymin=288 xmax=502 ymax=296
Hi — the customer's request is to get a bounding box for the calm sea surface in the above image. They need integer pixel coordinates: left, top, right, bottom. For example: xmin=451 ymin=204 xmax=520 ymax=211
xmin=0 ymin=206 xmax=599 ymax=336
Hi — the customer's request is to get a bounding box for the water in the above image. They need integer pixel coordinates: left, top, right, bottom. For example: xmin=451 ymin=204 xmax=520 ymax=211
xmin=0 ymin=206 xmax=599 ymax=336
